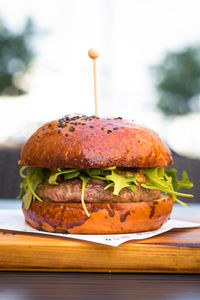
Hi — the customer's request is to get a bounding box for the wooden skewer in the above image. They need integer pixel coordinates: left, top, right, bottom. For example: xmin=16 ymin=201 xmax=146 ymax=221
xmin=88 ymin=48 xmax=100 ymax=117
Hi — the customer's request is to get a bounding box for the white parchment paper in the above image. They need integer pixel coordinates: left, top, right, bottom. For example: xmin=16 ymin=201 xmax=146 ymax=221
xmin=0 ymin=209 xmax=200 ymax=247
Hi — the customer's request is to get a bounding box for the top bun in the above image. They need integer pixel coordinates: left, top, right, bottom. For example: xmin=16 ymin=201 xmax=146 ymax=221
xmin=20 ymin=115 xmax=173 ymax=168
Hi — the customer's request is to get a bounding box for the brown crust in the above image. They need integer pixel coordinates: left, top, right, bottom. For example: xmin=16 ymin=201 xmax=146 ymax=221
xmin=22 ymin=195 xmax=173 ymax=234
xmin=19 ymin=115 xmax=173 ymax=168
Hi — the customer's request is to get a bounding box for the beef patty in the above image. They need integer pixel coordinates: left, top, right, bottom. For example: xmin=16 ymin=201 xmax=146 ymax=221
xmin=36 ymin=178 xmax=162 ymax=203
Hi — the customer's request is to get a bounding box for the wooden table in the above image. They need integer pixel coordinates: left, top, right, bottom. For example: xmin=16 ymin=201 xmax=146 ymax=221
xmin=0 ymin=200 xmax=200 ymax=273
xmin=0 ymin=200 xmax=200 ymax=300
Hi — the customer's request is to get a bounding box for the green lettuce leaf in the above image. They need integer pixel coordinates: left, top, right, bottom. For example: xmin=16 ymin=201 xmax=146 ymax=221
xmin=85 ymin=168 xmax=111 ymax=179
xmin=22 ymin=167 xmax=45 ymax=209
xmin=23 ymin=187 xmax=33 ymax=210
xmin=19 ymin=166 xmax=27 ymax=179
xmin=142 ymin=167 xmax=193 ymax=206
xmin=166 ymin=169 xmax=193 ymax=191
xmin=105 ymin=170 xmax=138 ymax=195
xmin=48 ymin=169 xmax=78 ymax=184
xmin=64 ymin=171 xmax=80 ymax=180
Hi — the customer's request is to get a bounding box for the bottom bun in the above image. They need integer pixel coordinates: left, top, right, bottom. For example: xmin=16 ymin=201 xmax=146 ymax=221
xmin=22 ymin=195 xmax=173 ymax=234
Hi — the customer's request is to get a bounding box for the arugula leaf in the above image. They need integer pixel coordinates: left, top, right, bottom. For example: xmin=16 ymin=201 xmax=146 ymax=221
xmin=24 ymin=167 xmax=45 ymax=205
xmin=143 ymin=167 xmax=172 ymax=191
xmin=48 ymin=169 xmax=78 ymax=184
xmin=18 ymin=167 xmax=45 ymax=209
xmin=85 ymin=168 xmax=111 ymax=182
xmin=28 ymin=168 xmax=44 ymax=199
xmin=64 ymin=171 xmax=80 ymax=180
xmin=80 ymin=175 xmax=90 ymax=217
xmin=104 ymin=182 xmax=114 ymax=190
xmin=19 ymin=166 xmax=27 ymax=178
xmin=143 ymin=167 xmax=193 ymax=206
xmin=166 ymin=169 xmax=193 ymax=191
xmin=23 ymin=187 xmax=33 ymax=210
xmin=17 ymin=181 xmax=27 ymax=200
xmin=105 ymin=170 xmax=138 ymax=195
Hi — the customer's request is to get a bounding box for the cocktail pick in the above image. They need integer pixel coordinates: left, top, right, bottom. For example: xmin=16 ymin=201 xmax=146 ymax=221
xmin=88 ymin=48 xmax=100 ymax=117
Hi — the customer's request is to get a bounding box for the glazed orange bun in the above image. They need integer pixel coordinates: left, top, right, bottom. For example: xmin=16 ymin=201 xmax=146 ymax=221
xmin=22 ymin=195 xmax=173 ymax=234
xmin=20 ymin=115 xmax=173 ymax=168
xmin=19 ymin=115 xmax=174 ymax=234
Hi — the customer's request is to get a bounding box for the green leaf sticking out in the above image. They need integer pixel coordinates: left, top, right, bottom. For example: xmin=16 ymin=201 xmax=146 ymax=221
xmin=19 ymin=166 xmax=27 ymax=178
xmin=23 ymin=187 xmax=33 ymax=210
xmin=142 ymin=167 xmax=193 ymax=207
xmin=166 ymin=169 xmax=193 ymax=191
xmin=19 ymin=167 xmax=45 ymax=209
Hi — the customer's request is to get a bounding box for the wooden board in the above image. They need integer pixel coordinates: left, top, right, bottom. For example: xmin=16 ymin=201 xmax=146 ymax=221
xmin=0 ymin=223 xmax=200 ymax=273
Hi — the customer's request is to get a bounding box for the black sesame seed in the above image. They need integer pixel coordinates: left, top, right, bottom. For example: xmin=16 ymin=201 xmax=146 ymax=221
xmin=42 ymin=128 xmax=45 ymax=131
xmin=113 ymin=127 xmax=118 ymax=130
xmin=37 ymin=135 xmax=40 ymax=138
xmin=101 ymin=127 xmax=104 ymax=130
xmin=107 ymin=130 xmax=112 ymax=134
xmin=90 ymin=125 xmax=94 ymax=128
xmin=51 ymin=127 xmax=55 ymax=130
xmin=58 ymin=130 xmax=61 ymax=133
xmin=82 ymin=123 xmax=86 ymax=125
xmin=65 ymin=133 xmax=68 ymax=137
xmin=69 ymin=126 xmax=75 ymax=132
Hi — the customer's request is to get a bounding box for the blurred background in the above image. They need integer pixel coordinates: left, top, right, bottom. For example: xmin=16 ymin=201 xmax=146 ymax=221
xmin=0 ymin=0 xmax=199 ymax=200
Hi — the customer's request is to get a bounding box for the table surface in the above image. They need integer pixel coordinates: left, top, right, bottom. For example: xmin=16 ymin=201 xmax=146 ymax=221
xmin=0 ymin=199 xmax=200 ymax=300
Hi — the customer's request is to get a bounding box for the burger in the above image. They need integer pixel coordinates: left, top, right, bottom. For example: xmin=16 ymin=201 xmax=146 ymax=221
xmin=18 ymin=115 xmax=193 ymax=234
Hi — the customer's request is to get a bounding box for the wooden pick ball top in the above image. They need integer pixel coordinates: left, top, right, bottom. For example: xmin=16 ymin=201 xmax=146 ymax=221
xmin=88 ymin=48 xmax=100 ymax=59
